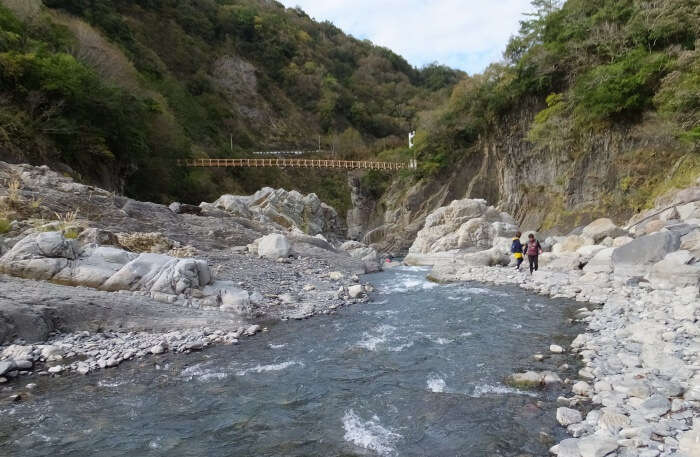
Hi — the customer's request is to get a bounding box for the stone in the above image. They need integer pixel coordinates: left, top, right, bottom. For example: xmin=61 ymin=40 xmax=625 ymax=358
xmin=612 ymin=231 xmax=681 ymax=280
xmin=648 ymin=250 xmax=700 ymax=290
xmin=639 ymin=394 xmax=671 ymax=418
xmin=543 ymin=372 xmax=562 ymax=385
xmin=507 ymin=371 xmax=544 ymax=388
xmin=582 ymin=218 xmax=627 ymax=243
xmin=328 ymin=271 xmax=344 ymax=280
xmin=0 ymin=361 xmax=13 ymax=376
xmin=598 ymin=410 xmax=630 ymax=432
xmin=557 ymin=438 xmax=582 ymax=457
xmin=348 ymin=284 xmax=364 ymax=298
xmin=150 ymin=343 xmax=166 ymax=355
xmin=680 ymin=228 xmax=700 ymax=258
xmin=257 ymin=234 xmax=290 ymax=259
xmin=583 ymin=248 xmax=614 ymax=274
xmin=218 ymin=287 xmax=251 ymax=314
xmin=47 ymin=365 xmax=63 ymax=374
xmin=168 ymin=202 xmax=202 ymax=215
xmin=612 ymin=236 xmax=633 ymax=248
xmin=553 ymin=236 xmax=593 ymax=254
xmin=678 ymin=422 xmax=700 ymax=457
xmin=572 ymin=381 xmax=592 ymax=396
xmin=576 ymin=434 xmax=618 ymax=457
xmin=557 ymin=407 xmax=583 ymax=426
xmin=550 ymin=344 xmax=565 ymax=353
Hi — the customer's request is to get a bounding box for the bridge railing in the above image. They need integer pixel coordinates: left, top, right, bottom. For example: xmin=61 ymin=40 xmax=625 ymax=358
xmin=178 ymin=158 xmax=416 ymax=171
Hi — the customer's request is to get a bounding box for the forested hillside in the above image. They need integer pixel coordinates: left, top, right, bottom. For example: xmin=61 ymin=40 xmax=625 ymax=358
xmin=0 ymin=0 xmax=460 ymax=208
xmin=366 ymin=0 xmax=700 ymax=248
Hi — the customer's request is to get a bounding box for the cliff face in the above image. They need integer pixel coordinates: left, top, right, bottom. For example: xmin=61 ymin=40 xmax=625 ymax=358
xmin=355 ymin=103 xmax=696 ymax=254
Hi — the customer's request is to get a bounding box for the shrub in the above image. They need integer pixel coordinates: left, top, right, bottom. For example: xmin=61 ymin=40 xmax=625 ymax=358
xmin=0 ymin=218 xmax=10 ymax=234
xmin=573 ymin=49 xmax=670 ymax=123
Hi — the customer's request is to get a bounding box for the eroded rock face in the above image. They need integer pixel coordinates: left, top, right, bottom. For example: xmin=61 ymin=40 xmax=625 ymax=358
xmin=204 ymin=187 xmax=344 ymax=237
xmin=408 ymin=199 xmax=518 ymax=255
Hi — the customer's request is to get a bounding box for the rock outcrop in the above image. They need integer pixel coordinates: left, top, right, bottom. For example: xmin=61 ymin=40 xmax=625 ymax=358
xmin=404 ymin=198 xmax=518 ymax=266
xmin=0 ymin=231 xmax=251 ymax=314
xmin=203 ymin=187 xmax=344 ymax=237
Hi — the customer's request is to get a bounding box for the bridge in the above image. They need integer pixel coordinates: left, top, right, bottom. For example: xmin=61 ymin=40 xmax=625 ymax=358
xmin=180 ymin=158 xmax=417 ymax=171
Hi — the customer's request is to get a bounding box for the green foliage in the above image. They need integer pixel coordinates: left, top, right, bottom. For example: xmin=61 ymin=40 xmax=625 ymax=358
xmin=359 ymin=170 xmax=391 ymax=200
xmin=573 ymin=49 xmax=670 ymax=123
xmin=0 ymin=218 xmax=10 ymax=234
xmin=418 ymin=0 xmax=698 ymax=178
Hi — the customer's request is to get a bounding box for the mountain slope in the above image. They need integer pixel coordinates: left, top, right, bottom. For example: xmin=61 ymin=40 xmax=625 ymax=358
xmin=0 ymin=0 xmax=461 ymax=208
xmin=356 ymin=0 xmax=700 ymax=251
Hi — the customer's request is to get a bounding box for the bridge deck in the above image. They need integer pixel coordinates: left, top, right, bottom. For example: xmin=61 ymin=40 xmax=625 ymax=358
xmin=180 ymin=158 xmax=415 ymax=171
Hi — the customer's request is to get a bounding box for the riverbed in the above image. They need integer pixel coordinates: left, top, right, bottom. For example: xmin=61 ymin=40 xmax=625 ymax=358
xmin=0 ymin=266 xmax=584 ymax=456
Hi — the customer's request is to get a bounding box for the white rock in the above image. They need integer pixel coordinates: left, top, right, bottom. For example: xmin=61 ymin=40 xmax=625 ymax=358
xmin=48 ymin=365 xmax=64 ymax=374
xmin=550 ymin=344 xmax=565 ymax=353
xmin=577 ymin=434 xmax=618 ymax=457
xmin=257 ymin=234 xmax=290 ymax=259
xmin=572 ymin=381 xmax=593 ymax=396
xmin=582 ymin=218 xmax=627 ymax=243
xmin=678 ymin=421 xmax=700 ymax=457
xmin=328 ymin=271 xmax=344 ymax=280
xmin=557 ymin=407 xmax=583 ymax=426
xmin=348 ymin=284 xmax=364 ymax=298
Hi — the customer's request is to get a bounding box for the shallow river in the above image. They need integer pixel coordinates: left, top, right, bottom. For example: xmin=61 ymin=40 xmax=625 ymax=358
xmin=0 ymin=266 xmax=584 ymax=457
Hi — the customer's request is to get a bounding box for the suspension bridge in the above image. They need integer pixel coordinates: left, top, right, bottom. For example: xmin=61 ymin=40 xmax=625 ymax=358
xmin=179 ymin=157 xmax=417 ymax=171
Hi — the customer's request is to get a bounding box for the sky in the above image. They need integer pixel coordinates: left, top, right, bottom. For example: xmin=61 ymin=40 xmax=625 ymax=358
xmin=279 ymin=0 xmax=535 ymax=74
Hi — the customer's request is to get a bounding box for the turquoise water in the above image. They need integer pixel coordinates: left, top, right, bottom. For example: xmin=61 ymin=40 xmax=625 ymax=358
xmin=0 ymin=266 xmax=582 ymax=456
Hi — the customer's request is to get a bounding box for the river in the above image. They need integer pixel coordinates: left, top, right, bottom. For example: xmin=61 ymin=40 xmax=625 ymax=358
xmin=0 ymin=266 xmax=583 ymax=456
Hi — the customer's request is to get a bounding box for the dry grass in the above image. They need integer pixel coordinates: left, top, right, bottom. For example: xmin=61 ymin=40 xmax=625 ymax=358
xmin=7 ymin=177 xmax=20 ymax=204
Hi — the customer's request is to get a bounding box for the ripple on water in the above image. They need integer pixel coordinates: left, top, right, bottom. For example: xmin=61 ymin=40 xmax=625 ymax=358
xmin=426 ymin=376 xmax=447 ymax=393
xmin=343 ymin=409 xmax=401 ymax=456
xmin=235 ymin=360 xmax=304 ymax=376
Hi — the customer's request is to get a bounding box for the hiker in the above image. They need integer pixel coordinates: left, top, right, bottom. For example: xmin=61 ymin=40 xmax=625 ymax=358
xmin=510 ymin=231 xmax=524 ymax=270
xmin=524 ymin=233 xmax=543 ymax=274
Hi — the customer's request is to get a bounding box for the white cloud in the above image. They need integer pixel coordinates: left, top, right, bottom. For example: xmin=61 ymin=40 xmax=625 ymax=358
xmin=279 ymin=0 xmax=534 ymax=74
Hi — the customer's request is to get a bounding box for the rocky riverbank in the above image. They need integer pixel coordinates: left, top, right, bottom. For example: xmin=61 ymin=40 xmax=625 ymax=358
xmin=0 ymin=162 xmax=382 ymax=387
xmin=406 ymin=187 xmax=700 ymax=456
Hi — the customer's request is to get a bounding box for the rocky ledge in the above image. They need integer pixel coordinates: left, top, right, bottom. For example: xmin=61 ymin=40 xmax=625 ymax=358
xmin=414 ymin=184 xmax=700 ymax=457
xmin=0 ymin=161 xmax=382 ymax=386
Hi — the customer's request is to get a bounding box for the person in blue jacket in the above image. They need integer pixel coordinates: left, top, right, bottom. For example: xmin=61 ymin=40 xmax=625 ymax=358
xmin=511 ymin=231 xmax=524 ymax=270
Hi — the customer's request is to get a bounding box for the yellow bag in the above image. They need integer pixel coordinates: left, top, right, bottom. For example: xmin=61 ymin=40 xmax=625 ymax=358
xmin=513 ymin=253 xmax=523 ymax=259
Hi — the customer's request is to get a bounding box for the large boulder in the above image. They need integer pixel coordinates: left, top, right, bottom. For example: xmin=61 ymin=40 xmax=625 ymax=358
xmin=257 ymin=233 xmax=290 ymax=259
xmin=206 ymin=187 xmax=343 ymax=236
xmin=0 ymin=231 xmax=76 ymax=280
xmin=102 ymin=253 xmax=211 ymax=294
xmin=408 ymin=199 xmax=517 ymax=255
xmin=582 ymin=218 xmax=627 ymax=243
xmin=583 ymin=248 xmax=614 ymax=274
xmin=552 ymin=235 xmax=593 ymax=254
xmin=681 ymin=228 xmax=700 ymax=258
xmin=648 ymin=250 xmax=700 ymax=290
xmin=612 ymin=231 xmax=681 ymax=281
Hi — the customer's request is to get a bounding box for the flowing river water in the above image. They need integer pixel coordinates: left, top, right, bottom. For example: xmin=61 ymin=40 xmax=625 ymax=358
xmin=0 ymin=266 xmax=584 ymax=457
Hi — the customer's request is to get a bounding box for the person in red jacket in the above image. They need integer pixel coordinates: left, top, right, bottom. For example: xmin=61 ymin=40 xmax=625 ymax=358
xmin=524 ymin=233 xmax=543 ymax=274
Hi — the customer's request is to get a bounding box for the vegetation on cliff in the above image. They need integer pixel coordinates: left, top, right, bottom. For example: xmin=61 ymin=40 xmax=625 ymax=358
xmin=0 ymin=0 xmax=460 ymax=208
xmin=413 ymin=0 xmax=699 ymax=221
